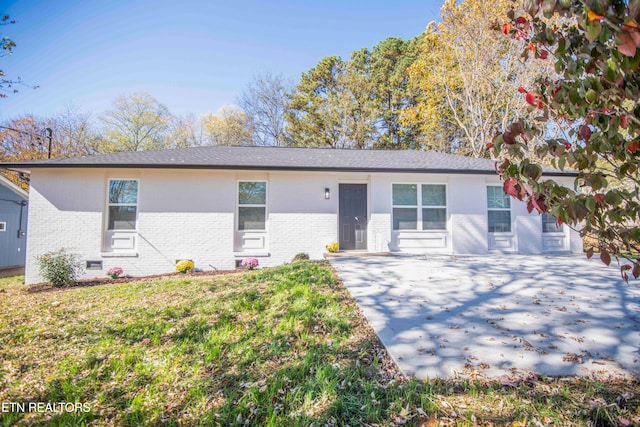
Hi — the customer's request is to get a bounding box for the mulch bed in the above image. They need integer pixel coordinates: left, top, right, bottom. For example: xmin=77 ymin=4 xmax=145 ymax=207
xmin=25 ymin=269 xmax=243 ymax=294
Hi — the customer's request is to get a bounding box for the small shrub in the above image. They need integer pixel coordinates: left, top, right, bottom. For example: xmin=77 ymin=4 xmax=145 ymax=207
xmin=325 ymin=242 xmax=339 ymax=253
xmin=292 ymin=253 xmax=309 ymax=262
xmin=107 ymin=266 xmax=123 ymax=279
xmin=36 ymin=249 xmax=84 ymax=287
xmin=176 ymin=260 xmax=194 ymax=274
xmin=241 ymin=257 xmax=259 ymax=270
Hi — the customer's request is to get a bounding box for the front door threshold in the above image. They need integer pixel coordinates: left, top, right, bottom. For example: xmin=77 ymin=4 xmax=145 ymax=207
xmin=324 ymin=251 xmax=392 ymax=258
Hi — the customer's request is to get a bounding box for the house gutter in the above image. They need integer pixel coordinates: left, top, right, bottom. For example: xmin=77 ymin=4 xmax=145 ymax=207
xmin=0 ymin=164 xmax=578 ymax=178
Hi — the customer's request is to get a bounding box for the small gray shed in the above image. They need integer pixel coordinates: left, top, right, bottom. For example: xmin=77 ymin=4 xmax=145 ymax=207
xmin=0 ymin=175 xmax=28 ymax=269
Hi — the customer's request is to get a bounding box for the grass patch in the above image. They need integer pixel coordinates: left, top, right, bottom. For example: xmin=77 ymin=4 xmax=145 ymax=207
xmin=0 ymin=261 xmax=638 ymax=426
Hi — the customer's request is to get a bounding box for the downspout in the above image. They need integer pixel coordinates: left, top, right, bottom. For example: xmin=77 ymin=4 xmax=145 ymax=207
xmin=17 ymin=200 xmax=27 ymax=238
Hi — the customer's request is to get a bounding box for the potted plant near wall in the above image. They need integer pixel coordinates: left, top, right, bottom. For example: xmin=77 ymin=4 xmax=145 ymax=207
xmin=241 ymin=257 xmax=259 ymax=270
xmin=325 ymin=242 xmax=339 ymax=253
xmin=107 ymin=266 xmax=123 ymax=279
xmin=176 ymin=260 xmax=194 ymax=274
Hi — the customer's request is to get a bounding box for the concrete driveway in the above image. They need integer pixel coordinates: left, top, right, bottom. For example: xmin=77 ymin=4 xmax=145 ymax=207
xmin=329 ymin=254 xmax=640 ymax=380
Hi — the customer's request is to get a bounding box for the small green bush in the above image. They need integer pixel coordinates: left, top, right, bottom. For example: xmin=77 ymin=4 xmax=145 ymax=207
xmin=36 ymin=249 xmax=84 ymax=287
xmin=292 ymin=253 xmax=310 ymax=262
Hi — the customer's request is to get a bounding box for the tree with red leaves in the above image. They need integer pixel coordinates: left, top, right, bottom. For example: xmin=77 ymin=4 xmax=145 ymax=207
xmin=493 ymin=0 xmax=640 ymax=281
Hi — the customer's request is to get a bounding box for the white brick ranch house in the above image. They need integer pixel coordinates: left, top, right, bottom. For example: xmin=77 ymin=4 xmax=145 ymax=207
xmin=1 ymin=146 xmax=581 ymax=284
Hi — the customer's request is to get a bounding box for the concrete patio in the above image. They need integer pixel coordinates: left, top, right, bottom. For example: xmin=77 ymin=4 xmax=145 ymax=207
xmin=329 ymin=254 xmax=640 ymax=380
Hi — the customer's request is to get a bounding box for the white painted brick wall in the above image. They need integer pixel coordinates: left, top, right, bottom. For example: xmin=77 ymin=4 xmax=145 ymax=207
xmin=267 ymin=213 xmax=336 ymax=265
xmin=569 ymin=226 xmax=583 ymax=254
xmin=516 ymin=214 xmax=544 ymax=254
xmin=25 ymin=170 xmax=104 ymax=284
xmin=264 ymin=172 xmax=338 ymax=264
xmin=23 ymin=168 xmax=584 ymax=284
xmin=25 ymin=169 xmax=238 ymax=284
xmin=369 ymin=213 xmax=392 ymax=252
xmin=369 ymin=175 xmax=393 ymax=253
xmin=448 ymin=176 xmax=489 ymax=254
xmin=514 ymin=196 xmax=543 ymax=254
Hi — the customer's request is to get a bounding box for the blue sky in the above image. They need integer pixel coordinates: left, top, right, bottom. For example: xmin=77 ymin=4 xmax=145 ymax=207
xmin=1 ymin=0 xmax=441 ymax=120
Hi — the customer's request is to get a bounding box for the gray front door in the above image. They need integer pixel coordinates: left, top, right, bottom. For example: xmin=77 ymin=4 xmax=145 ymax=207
xmin=339 ymin=184 xmax=367 ymax=250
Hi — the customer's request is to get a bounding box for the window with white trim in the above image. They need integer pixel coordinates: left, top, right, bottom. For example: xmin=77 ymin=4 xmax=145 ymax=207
xmin=0 ymin=222 xmax=5 ymax=232
xmin=108 ymin=180 xmax=138 ymax=230
xmin=238 ymin=181 xmax=266 ymax=231
xmin=392 ymin=184 xmax=447 ymax=231
xmin=487 ymin=186 xmax=511 ymax=233
xmin=422 ymin=184 xmax=447 ymax=230
xmin=542 ymin=212 xmax=562 ymax=233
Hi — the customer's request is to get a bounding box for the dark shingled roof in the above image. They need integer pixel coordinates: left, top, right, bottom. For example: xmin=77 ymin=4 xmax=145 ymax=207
xmin=0 ymin=146 xmax=575 ymax=176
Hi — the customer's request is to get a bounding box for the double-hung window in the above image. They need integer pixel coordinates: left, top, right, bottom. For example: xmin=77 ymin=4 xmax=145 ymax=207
xmin=542 ymin=212 xmax=562 ymax=233
xmin=238 ymin=181 xmax=267 ymax=231
xmin=392 ymin=184 xmax=418 ymax=230
xmin=392 ymin=184 xmax=447 ymax=231
xmin=487 ymin=186 xmax=511 ymax=233
xmin=421 ymin=184 xmax=447 ymax=230
xmin=108 ymin=180 xmax=138 ymax=230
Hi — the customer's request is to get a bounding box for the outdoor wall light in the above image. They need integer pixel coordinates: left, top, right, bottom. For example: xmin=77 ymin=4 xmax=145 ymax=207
xmin=324 ymin=188 xmax=330 ymax=199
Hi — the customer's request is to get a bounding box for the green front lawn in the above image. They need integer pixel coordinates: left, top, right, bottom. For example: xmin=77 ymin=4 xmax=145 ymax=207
xmin=0 ymin=261 xmax=638 ymax=426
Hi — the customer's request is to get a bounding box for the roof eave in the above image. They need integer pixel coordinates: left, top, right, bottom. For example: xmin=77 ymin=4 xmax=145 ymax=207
xmin=0 ymin=175 xmax=28 ymax=198
xmin=1 ymin=163 xmax=577 ymax=177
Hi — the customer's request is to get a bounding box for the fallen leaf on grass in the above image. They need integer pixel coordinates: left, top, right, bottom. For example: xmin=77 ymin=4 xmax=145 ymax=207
xmin=499 ymin=376 xmax=520 ymax=387
xmin=420 ymin=414 xmax=439 ymax=427
xmin=618 ymin=416 xmax=632 ymax=426
xmin=589 ymin=397 xmax=607 ymax=409
xmin=538 ymin=415 xmax=553 ymax=426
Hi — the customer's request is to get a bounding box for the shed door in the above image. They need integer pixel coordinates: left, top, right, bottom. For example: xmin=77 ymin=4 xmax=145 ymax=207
xmin=339 ymin=184 xmax=367 ymax=250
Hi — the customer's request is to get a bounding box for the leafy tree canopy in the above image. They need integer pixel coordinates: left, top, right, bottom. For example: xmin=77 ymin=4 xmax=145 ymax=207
xmin=402 ymin=0 xmax=557 ymax=157
xmin=493 ymin=0 xmax=640 ymax=280
xmin=99 ymin=92 xmax=171 ymax=153
xmin=287 ymin=38 xmax=420 ymax=150
xmin=202 ymin=105 xmax=253 ymax=146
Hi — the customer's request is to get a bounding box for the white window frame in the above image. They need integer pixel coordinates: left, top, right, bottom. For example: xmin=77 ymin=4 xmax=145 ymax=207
xmin=0 ymin=221 xmax=5 ymax=232
xmin=487 ymin=185 xmax=512 ymax=233
xmin=237 ymin=180 xmax=268 ymax=232
xmin=107 ymin=179 xmax=139 ymax=231
xmin=102 ymin=178 xmax=139 ymax=254
xmin=542 ymin=212 xmax=563 ymax=233
xmin=392 ymin=183 xmax=447 ymax=231
xmin=421 ymin=184 xmax=447 ymax=231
